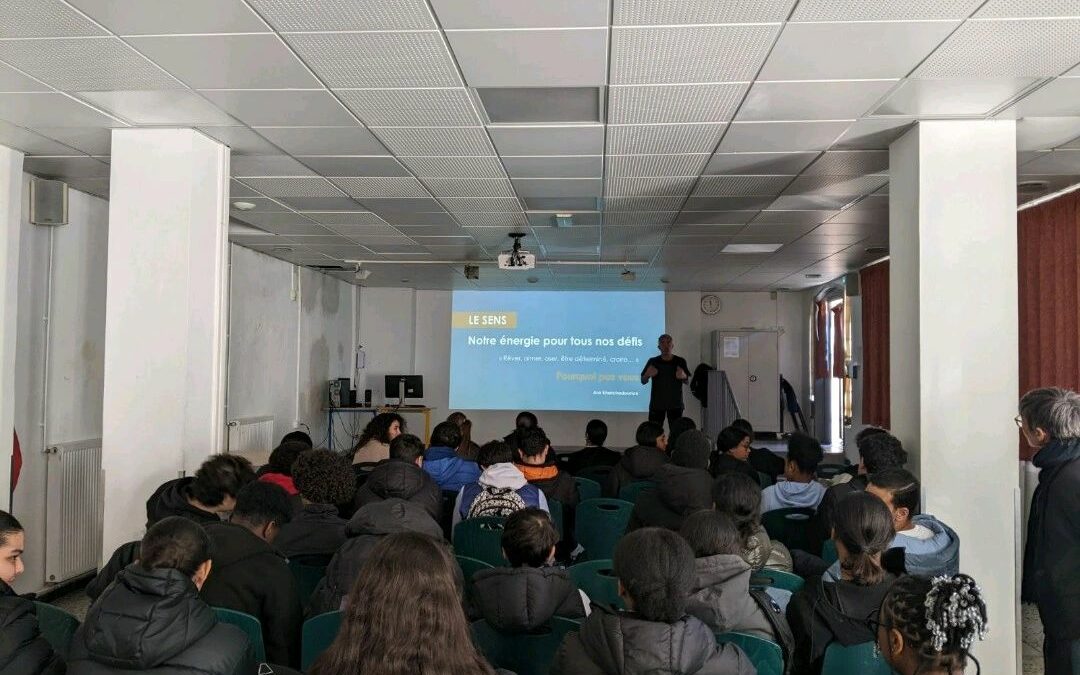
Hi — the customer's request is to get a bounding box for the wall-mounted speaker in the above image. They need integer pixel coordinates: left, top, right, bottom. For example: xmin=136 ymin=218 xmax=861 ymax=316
xmin=30 ymin=179 xmax=68 ymax=226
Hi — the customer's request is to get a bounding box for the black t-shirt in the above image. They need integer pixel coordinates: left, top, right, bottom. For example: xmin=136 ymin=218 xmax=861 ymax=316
xmin=642 ymin=355 xmax=689 ymax=411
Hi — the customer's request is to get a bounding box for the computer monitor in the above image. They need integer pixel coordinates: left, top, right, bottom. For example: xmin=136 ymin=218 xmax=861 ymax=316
xmin=385 ymin=375 xmax=424 ymax=400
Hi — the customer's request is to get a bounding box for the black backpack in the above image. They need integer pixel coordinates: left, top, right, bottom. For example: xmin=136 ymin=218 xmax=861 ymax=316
xmin=749 ymin=587 xmax=796 ymax=675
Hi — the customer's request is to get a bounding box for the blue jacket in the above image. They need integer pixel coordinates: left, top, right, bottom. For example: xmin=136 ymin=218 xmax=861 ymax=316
xmin=826 ymin=513 xmax=960 ymax=580
xmin=423 ymin=446 xmax=481 ymax=493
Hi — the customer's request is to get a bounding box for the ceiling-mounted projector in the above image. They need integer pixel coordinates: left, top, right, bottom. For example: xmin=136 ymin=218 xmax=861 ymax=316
xmin=498 ymin=232 xmax=535 ymax=270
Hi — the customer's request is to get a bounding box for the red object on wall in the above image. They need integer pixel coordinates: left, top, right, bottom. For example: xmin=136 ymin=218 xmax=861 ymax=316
xmin=860 ymin=261 xmax=891 ymax=428
xmin=1018 ymin=190 xmax=1080 ymax=460
xmin=814 ymin=300 xmax=829 ymax=379
xmin=831 ymin=304 xmax=846 ymax=379
xmin=11 ymin=430 xmax=21 ymax=493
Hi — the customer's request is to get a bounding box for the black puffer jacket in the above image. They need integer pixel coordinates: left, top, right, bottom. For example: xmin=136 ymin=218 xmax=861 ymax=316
xmin=0 ymin=582 xmax=65 ymax=674
xmin=551 ymin=605 xmax=755 ymax=675
xmin=686 ymin=554 xmax=777 ymax=640
xmin=145 ymin=478 xmax=221 ymax=528
xmin=604 ymin=446 xmax=670 ymax=498
xmin=352 ymin=458 xmax=441 ymax=520
xmin=273 ymin=504 xmax=346 ymax=564
xmin=308 ymin=499 xmax=443 ymax=615
xmin=629 ymin=465 xmax=713 ymax=531
xmin=67 ymin=566 xmax=254 ymax=675
xmin=468 ymin=566 xmax=586 ymax=632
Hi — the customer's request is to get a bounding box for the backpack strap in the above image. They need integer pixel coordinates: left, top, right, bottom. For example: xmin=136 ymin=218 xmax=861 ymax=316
xmin=749 ymin=587 xmax=795 ymax=675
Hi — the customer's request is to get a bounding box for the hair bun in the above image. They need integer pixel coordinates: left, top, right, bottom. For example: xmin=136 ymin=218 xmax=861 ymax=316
xmin=925 ymin=574 xmax=989 ymax=652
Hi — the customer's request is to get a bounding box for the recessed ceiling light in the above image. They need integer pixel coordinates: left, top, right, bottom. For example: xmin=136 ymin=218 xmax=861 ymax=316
xmin=806 ymin=273 xmax=823 ymax=279
xmin=527 ymin=276 xmax=539 ymax=284
xmin=270 ymin=246 xmax=293 ymax=254
xmin=865 ymin=246 xmax=888 ymax=256
xmin=232 ymin=201 xmax=256 ymax=211
xmin=1018 ymin=180 xmax=1049 ymax=192
xmin=621 ymin=270 xmax=636 ymax=282
xmin=722 ymin=243 xmax=783 ymax=254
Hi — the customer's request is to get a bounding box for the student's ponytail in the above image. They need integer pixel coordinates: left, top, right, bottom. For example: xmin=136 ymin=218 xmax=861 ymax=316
xmin=832 ymin=492 xmax=893 ymax=586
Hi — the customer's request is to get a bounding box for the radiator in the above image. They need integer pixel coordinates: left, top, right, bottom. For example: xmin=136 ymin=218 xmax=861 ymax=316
xmin=226 ymin=416 xmax=275 ymax=466
xmin=44 ymin=439 xmax=103 ymax=584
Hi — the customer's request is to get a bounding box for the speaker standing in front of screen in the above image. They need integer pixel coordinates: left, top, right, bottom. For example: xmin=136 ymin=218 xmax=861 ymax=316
xmin=640 ymin=334 xmax=690 ymax=432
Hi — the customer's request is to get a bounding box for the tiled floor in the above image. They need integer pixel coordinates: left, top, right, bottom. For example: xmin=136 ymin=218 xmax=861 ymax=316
xmin=1023 ymin=604 xmax=1045 ymax=674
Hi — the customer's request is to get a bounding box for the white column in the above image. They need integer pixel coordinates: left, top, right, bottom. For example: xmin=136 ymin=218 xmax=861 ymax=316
xmin=889 ymin=120 xmax=1019 ymax=672
xmin=101 ymin=129 xmax=230 ymax=556
xmin=0 ymin=145 xmax=24 ymax=512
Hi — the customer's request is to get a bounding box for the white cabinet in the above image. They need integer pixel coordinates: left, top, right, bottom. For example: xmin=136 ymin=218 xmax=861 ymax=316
xmin=711 ymin=330 xmax=780 ymax=433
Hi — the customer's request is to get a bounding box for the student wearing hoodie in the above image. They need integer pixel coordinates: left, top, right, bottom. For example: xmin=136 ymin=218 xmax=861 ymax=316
xmin=552 ymin=527 xmax=754 ymax=675
xmin=604 ymin=420 xmax=669 ymax=498
xmin=423 ymin=421 xmax=481 ymax=493
xmin=456 ymin=440 xmax=548 ymax=526
xmin=353 ymin=433 xmax=441 ymax=520
xmin=469 ymin=508 xmax=587 ymax=631
xmin=514 ymin=427 xmax=579 ymax=508
xmin=561 ymin=419 xmax=621 ymax=475
xmin=68 ymin=517 xmax=255 ymax=675
xmin=201 ymin=482 xmax=302 ymax=668
xmin=0 ymin=511 xmax=64 ymax=675
xmin=710 ymin=426 xmax=761 ymax=485
xmin=761 ymin=432 xmax=826 ymax=514
xmin=787 ymin=492 xmax=898 ymax=675
xmin=630 ymin=429 xmax=713 ymax=531
xmin=867 ymin=468 xmax=959 ymax=577
xmin=274 ymin=449 xmax=355 ymax=564
xmin=258 ymin=441 xmax=307 ymax=498
xmin=713 ymin=471 xmax=794 ymax=573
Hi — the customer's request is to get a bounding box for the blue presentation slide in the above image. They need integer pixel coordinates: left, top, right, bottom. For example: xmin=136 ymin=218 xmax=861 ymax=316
xmin=449 ymin=290 xmax=665 ymax=412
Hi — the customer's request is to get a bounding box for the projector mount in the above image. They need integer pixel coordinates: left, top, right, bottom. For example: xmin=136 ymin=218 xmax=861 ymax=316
xmin=504 ymin=231 xmax=531 ymax=268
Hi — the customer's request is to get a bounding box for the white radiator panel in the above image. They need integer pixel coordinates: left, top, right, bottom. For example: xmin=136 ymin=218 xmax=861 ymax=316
xmin=227 ymin=416 xmax=275 ymax=466
xmin=44 ymin=439 xmax=103 ymax=583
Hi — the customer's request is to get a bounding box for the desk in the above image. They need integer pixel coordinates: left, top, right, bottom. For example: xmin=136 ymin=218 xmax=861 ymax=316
xmin=326 ymin=406 xmax=436 ymax=453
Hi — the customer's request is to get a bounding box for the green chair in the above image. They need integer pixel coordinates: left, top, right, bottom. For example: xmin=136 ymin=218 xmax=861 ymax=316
xmin=212 ymin=607 xmax=266 ymax=663
xmin=617 ymin=480 xmax=655 ymax=504
xmin=471 ymin=617 xmax=581 ymax=675
xmin=761 ymin=507 xmax=815 ymax=553
xmin=574 ymin=477 xmax=602 ymax=502
xmin=575 ymin=465 xmax=614 ymax=485
xmin=715 ymin=632 xmax=784 ymax=675
xmin=757 ymin=471 xmax=775 ymax=489
xmin=751 ymin=568 xmax=805 ymax=593
xmin=822 ymin=641 xmax=896 ymax=674
xmin=457 ymin=554 xmax=494 ymax=593
xmin=453 ymin=516 xmax=508 ymax=567
xmin=288 ymin=560 xmax=327 ymax=609
xmin=817 ymin=463 xmax=851 ymax=479
xmin=548 ymin=499 xmax=564 ymax=538
xmin=574 ymin=498 xmax=633 ymax=561
xmin=568 ymin=559 xmax=624 ymax=609
xmin=33 ymin=602 xmax=80 ymax=658
xmin=301 ymin=610 xmax=344 ymax=671
xmin=821 ymin=539 xmax=839 ymax=566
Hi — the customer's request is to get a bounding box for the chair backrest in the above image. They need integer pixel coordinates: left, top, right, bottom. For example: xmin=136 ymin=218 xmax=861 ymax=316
xmin=575 ymin=465 xmax=614 ymax=484
xmin=574 ymin=476 xmax=602 ymax=502
xmin=471 ymin=617 xmax=581 ymax=675
xmin=547 ymin=499 xmax=564 ymax=538
xmin=617 ymin=480 xmax=655 ymax=504
xmin=821 ymin=538 xmax=839 ymax=566
xmin=821 ymin=641 xmax=896 ymax=674
xmin=288 ymin=560 xmax=327 ymax=609
xmin=457 ymin=554 xmax=494 ymax=594
xmin=568 ymin=559 xmax=624 ymax=609
xmin=33 ymin=601 xmax=80 ymax=658
xmin=816 ymin=463 xmax=851 ymax=479
xmin=453 ymin=516 xmax=508 ymax=567
xmin=714 ymin=632 xmax=785 ymax=675
xmin=573 ymin=498 xmax=633 ymax=561
xmin=751 ymin=568 xmax=805 ymax=593
xmin=212 ymin=607 xmax=266 ymax=663
xmin=301 ymin=610 xmax=344 ymax=671
xmin=761 ymin=507 xmax=815 ymax=553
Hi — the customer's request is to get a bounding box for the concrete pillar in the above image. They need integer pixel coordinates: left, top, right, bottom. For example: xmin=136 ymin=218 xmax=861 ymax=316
xmin=0 ymin=145 xmax=24 ymax=512
xmin=889 ymin=120 xmax=1019 ymax=672
xmin=101 ymin=129 xmax=230 ymax=556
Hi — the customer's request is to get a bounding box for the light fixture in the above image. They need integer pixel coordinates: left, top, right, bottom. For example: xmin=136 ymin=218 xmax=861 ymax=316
xmin=355 ymin=269 xmax=371 ymax=281
xmin=722 ymin=243 xmax=783 ymax=254
xmin=232 ymin=201 xmax=256 ymax=211
xmin=270 ymin=246 xmax=293 ymax=254
xmin=464 ymin=264 xmax=480 ymax=280
xmin=865 ymin=246 xmax=888 ymax=256
xmin=1018 ymin=180 xmax=1049 ymax=192
xmin=806 ymin=273 xmax=823 ymax=279
xmin=527 ymin=276 xmax=539 ymax=284
xmin=621 ymin=269 xmax=636 ymax=282
xmin=553 ymin=213 xmax=574 ymax=228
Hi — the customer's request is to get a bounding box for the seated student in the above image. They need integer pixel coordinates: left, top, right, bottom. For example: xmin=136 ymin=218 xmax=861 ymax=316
xmin=423 ymin=421 xmax=482 ymax=493
xmin=201 ymin=482 xmax=302 ymax=668
xmin=681 ymin=510 xmax=789 ymax=646
xmin=867 ymin=468 xmax=959 ymax=577
xmin=552 ymin=527 xmax=754 ymax=675
xmin=68 ymin=517 xmax=255 ymax=675
xmin=514 ymin=427 xmax=579 ymax=508
xmin=258 ymin=441 xmax=308 ymax=496
xmin=353 ymin=433 xmax=441 ymax=521
xmin=469 ymin=508 xmax=587 ymax=631
xmin=503 ymin=411 xmax=539 ymax=448
xmin=604 ymin=420 xmax=669 ymax=498
xmin=733 ymin=418 xmax=786 ymax=479
xmin=280 ymin=430 xmax=313 ymax=448
xmin=0 ymin=511 xmax=64 ymax=675
xmin=876 ymin=574 xmax=988 ymax=675
xmin=561 ymin=419 xmax=621 ymax=475
xmin=309 ymin=533 xmax=496 ymax=675
xmin=448 ymin=411 xmax=482 ymax=461
xmin=630 ymin=429 xmax=713 ymax=531
xmin=710 ymin=426 xmax=761 ymax=484
xmin=713 ymin=472 xmax=794 ymax=572
xmin=455 ymin=440 xmax=548 ymax=527
xmin=309 ymin=498 xmax=443 ymax=616
xmin=786 ymin=492 xmax=898 ymax=675
xmin=352 ymin=412 xmax=405 ymax=464
xmin=274 ymin=449 xmax=355 ymax=563
xmin=761 ymin=432 xmax=826 ymax=514
xmin=667 ymin=416 xmax=697 ymax=448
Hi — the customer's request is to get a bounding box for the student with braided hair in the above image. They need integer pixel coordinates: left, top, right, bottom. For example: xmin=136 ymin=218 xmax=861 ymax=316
xmin=876 ymin=574 xmax=988 ymax=675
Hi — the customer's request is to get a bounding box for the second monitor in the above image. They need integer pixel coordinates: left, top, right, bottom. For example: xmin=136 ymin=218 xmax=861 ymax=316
xmin=385 ymin=375 xmax=424 ymax=402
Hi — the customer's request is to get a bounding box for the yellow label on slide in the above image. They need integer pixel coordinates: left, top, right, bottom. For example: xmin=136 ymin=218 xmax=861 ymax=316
xmin=452 ymin=311 xmax=517 ymax=329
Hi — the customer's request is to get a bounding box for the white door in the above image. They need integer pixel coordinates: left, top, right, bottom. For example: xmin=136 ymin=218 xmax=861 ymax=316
xmin=747 ymin=331 xmax=780 ymax=433
xmin=715 ymin=332 xmax=750 ymax=419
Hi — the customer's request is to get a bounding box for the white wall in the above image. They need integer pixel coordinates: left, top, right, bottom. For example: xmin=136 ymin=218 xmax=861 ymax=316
xmin=11 ymin=177 xmax=108 ymax=593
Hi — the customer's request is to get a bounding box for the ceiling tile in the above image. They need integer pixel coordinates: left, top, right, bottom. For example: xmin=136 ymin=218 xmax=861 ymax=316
xmin=304 ymin=211 xmax=391 ymax=226
xmin=1010 ymin=77 xmax=1080 ymax=117
xmin=523 ymin=197 xmax=598 ymax=210
xmin=609 ymin=84 xmax=747 ymax=124
xmin=0 ymin=92 xmax=124 ymax=127
xmin=298 ymin=156 xmax=410 ymax=177
xmin=606 ymin=154 xmax=708 ymax=177
xmin=976 ymin=0 xmax=1080 ymax=17
xmin=753 ymin=209 xmax=838 ymax=224
xmin=364 ymin=197 xmax=452 ymax=213
xmin=230 ymin=179 xmax=260 ymax=197
xmin=201 ymin=90 xmax=357 ymax=127
xmin=1015 ymin=117 xmax=1080 ymax=150
xmin=831 ymin=118 xmax=915 ymax=149
xmin=251 ymin=0 xmax=435 ymax=30
xmin=336 ymin=88 xmax=481 ymax=126
xmin=67 ymin=0 xmax=268 ymax=34
xmin=198 ymin=126 xmax=280 ymax=155
xmin=228 ymin=197 xmax=291 ymax=213
xmin=331 ymin=176 xmax=430 ymax=199
xmin=454 ymin=212 xmax=529 ymax=227
xmin=770 ymin=194 xmax=853 ymax=209
xmin=232 ymin=155 xmax=315 ymax=176
xmin=1019 ymin=150 xmax=1080 ymax=174
xmin=477 ymin=86 xmax=601 ymax=124
xmin=489 ymin=125 xmax=604 ymax=155
xmin=614 ymin=0 xmax=794 ymax=24
xmin=277 ymin=196 xmax=367 ymax=211
xmin=423 ymin=178 xmax=517 ymax=198
xmin=445 ymin=28 xmax=608 ymax=87
xmin=528 ymin=211 xmax=602 ymax=227
xmin=802 ymin=150 xmax=889 ymax=175
xmin=401 ymin=156 xmax=507 ymax=178
xmin=514 ymin=178 xmax=603 ymax=197
xmin=790 ymin=0 xmax=982 ymax=21
xmin=604 ymin=196 xmax=684 ymax=211
xmin=255 ymin=126 xmax=387 ymax=155
xmin=0 ymin=38 xmax=180 ymax=91
xmin=372 ymin=126 xmax=494 ymax=156
xmin=77 ymin=90 xmax=238 ymax=126
xmin=1 ymin=0 xmax=107 ymax=38
xmin=23 ymin=155 xmax=111 ymax=178
xmin=503 ymin=156 xmax=603 ymax=178
xmin=0 ymin=61 xmax=49 ymax=92
xmin=605 ymin=176 xmax=695 ymax=196
xmin=611 ymin=25 xmax=778 ymax=84
xmin=127 ymin=35 xmax=318 ymax=89
xmin=432 ymin=0 xmax=608 ymax=28
xmin=719 ymin=121 xmax=851 ymax=152
xmin=607 ymin=124 xmax=726 ymax=154
xmin=694 ymin=175 xmax=794 ymax=197
xmin=603 ymin=211 xmax=677 ymax=225
xmin=704 ymin=151 xmax=819 ymax=175
xmin=875 ymin=77 xmax=1038 ymax=116
xmin=233 ymin=211 xmax=318 ymax=228
xmin=914 ymin=19 xmax=1080 ymax=78
xmin=238 ymin=176 xmax=344 ymax=197
xmin=675 ymin=210 xmax=758 ymax=224
xmin=683 ymin=196 xmax=774 ymax=210
xmin=784 ymin=174 xmax=889 ymax=197
xmin=285 ymin=32 xmax=460 ymax=87
xmin=0 ymin=121 xmax=82 ymax=155
xmin=737 ymin=80 xmax=897 ymax=121
xmin=385 ymin=212 xmax=460 ymax=227
xmin=327 ymin=222 xmax=405 ymax=237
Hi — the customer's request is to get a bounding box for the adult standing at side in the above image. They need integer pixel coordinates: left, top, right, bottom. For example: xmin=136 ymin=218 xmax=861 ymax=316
xmin=1018 ymin=387 xmax=1080 ymax=675
xmin=640 ymin=334 xmax=690 ymax=431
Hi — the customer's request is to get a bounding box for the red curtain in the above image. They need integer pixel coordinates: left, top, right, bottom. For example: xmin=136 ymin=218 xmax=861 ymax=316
xmin=831 ymin=305 xmax=846 ymax=378
xmin=860 ymin=261 xmax=890 ymax=428
xmin=1018 ymin=190 xmax=1080 ymax=460
xmin=814 ymin=300 xmax=829 ymax=379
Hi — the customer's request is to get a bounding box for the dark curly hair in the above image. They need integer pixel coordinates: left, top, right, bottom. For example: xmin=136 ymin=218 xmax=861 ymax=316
xmin=190 ymin=455 xmax=255 ymax=507
xmin=265 ymin=441 xmax=309 ymax=476
xmin=292 ymin=449 xmax=356 ymax=505
xmin=355 ymin=413 xmax=406 ymax=451
xmin=859 ymin=432 xmax=908 ymax=473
